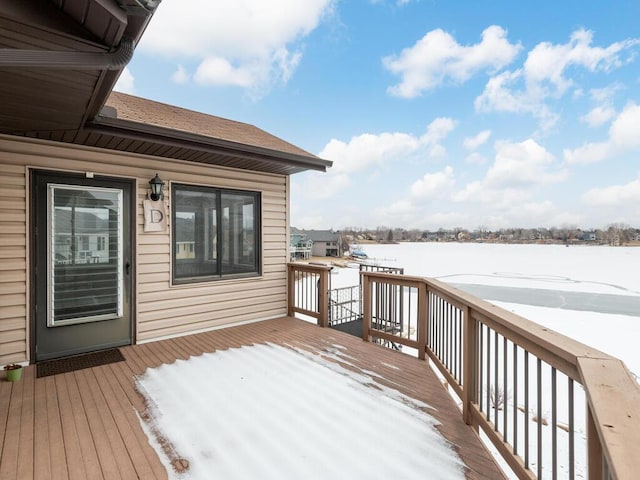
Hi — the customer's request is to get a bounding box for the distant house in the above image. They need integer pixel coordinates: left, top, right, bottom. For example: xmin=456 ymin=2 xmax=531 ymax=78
xmin=298 ymin=229 xmax=342 ymax=257
xmin=289 ymin=228 xmax=313 ymax=261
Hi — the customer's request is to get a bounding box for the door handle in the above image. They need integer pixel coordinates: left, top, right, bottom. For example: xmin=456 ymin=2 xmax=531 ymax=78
xmin=125 ymin=262 xmax=131 ymax=275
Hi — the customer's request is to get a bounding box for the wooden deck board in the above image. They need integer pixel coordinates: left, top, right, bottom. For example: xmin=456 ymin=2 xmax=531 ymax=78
xmin=0 ymin=381 xmax=10 ymax=457
xmin=33 ymin=372 xmax=52 ymax=480
xmin=16 ymin=367 xmax=34 ymax=480
xmin=54 ymin=375 xmax=86 ymax=480
xmin=63 ymin=373 xmax=104 ymax=479
xmin=0 ymin=316 xmax=505 ymax=479
xmin=45 ymin=375 xmax=68 ymax=480
xmin=95 ymin=365 xmax=167 ymax=480
xmin=0 ymin=369 xmax=22 ymax=480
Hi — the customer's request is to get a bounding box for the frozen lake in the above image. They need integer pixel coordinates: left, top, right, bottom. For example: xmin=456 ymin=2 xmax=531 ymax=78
xmin=333 ymin=243 xmax=640 ymax=376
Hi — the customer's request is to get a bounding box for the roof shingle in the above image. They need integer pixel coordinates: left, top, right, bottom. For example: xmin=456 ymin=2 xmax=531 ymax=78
xmin=104 ymin=92 xmax=317 ymax=159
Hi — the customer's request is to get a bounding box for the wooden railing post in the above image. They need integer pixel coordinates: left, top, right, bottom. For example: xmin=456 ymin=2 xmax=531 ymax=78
xmin=462 ymin=305 xmax=477 ymax=427
xmin=417 ymin=282 xmax=427 ymax=360
xmin=362 ymin=273 xmax=371 ymax=342
xmin=317 ymin=267 xmax=329 ymax=328
xmin=287 ymin=264 xmax=295 ymax=317
xmin=587 ymin=405 xmax=603 ymax=480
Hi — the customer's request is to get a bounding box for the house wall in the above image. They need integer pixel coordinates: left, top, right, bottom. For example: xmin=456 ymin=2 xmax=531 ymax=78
xmin=311 ymin=242 xmax=329 ymax=257
xmin=0 ymin=135 xmax=289 ymax=364
xmin=311 ymin=241 xmax=339 ymax=257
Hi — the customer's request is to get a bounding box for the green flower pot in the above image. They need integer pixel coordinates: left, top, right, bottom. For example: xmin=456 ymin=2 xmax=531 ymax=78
xmin=5 ymin=365 xmax=22 ymax=382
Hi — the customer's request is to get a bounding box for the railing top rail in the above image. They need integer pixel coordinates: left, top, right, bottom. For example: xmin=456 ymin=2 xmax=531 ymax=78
xmin=362 ymin=270 xmax=612 ymax=369
xmin=359 ymin=264 xmax=404 ymax=274
xmin=360 ymin=270 xmax=425 ymax=285
xmin=578 ymin=357 xmax=640 ymax=480
xmin=288 ymin=262 xmax=333 ymax=273
xmin=358 ymin=269 xmax=640 ymax=480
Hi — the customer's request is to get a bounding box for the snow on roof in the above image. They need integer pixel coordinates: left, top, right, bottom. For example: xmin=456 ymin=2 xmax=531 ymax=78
xmin=136 ymin=343 xmax=466 ymax=479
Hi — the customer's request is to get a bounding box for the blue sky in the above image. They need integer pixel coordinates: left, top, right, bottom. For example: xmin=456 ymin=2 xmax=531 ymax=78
xmin=116 ymin=0 xmax=640 ymax=231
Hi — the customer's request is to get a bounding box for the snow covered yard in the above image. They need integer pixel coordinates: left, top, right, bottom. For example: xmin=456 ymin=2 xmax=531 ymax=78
xmin=136 ymin=343 xmax=467 ymax=479
xmin=333 ymin=243 xmax=639 ymax=478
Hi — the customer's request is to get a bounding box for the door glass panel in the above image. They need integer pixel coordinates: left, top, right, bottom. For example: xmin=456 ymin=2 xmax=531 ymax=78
xmin=48 ymin=185 xmax=123 ymax=326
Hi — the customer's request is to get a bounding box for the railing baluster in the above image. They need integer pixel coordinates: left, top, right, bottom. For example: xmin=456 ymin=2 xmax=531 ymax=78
xmin=486 ymin=326 xmax=491 ymax=421
xmin=525 ymin=350 xmax=529 ymax=470
xmin=537 ymin=358 xmax=542 ymax=480
xmin=569 ymin=377 xmax=574 ymax=480
xmin=478 ymin=322 xmax=484 ymax=413
xmin=494 ymin=330 xmax=499 ymax=430
xmin=445 ymin=303 xmax=449 ymax=373
xmin=552 ymin=367 xmax=557 ymax=480
xmin=503 ymin=336 xmax=508 ymax=443
xmin=513 ymin=343 xmax=518 ymax=456
xmin=457 ymin=307 xmax=460 ymax=380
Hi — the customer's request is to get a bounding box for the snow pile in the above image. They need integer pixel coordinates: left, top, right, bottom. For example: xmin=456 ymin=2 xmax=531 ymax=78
xmin=136 ymin=343 xmax=466 ymax=480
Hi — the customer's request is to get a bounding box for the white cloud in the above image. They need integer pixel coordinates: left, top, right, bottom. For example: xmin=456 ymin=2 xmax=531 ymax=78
xmin=563 ymin=142 xmax=612 ymax=165
xmin=453 ymin=139 xmax=566 ymax=208
xmin=464 ymin=152 xmax=488 ymax=165
xmin=580 ymin=106 xmax=616 ymax=127
xmin=609 ymin=103 xmax=640 ymax=147
xmin=140 ymin=0 xmax=334 ymax=95
xmin=378 ymin=200 xmax=421 ymax=226
xmin=423 ymin=117 xmax=457 ymax=144
xmin=463 ymin=130 xmax=491 ymax=150
xmin=171 ymin=65 xmax=190 ymax=84
xmin=452 ymin=180 xmax=531 ymax=207
xmin=410 ymin=166 xmax=455 ymax=199
xmin=294 ymin=170 xmax=350 ymax=200
xmin=589 ymin=84 xmax=623 ymax=103
xmin=474 ymin=69 xmax=559 ymax=129
xmin=486 ymin=139 xmax=566 ymax=188
xmin=523 ymin=30 xmax=638 ymax=95
xmin=582 ymin=176 xmax=640 ymax=207
xmin=476 ymin=29 xmax=639 ymax=128
xmin=503 ymin=202 xmax=584 ymax=228
xmin=374 ymin=139 xmax=567 ymax=229
xmin=383 ymin=25 xmax=521 ymax=98
xmin=579 ymin=84 xmax=622 ymax=127
xmin=299 ymin=118 xmax=456 ymax=202
xmin=193 ymin=56 xmax=256 ymax=88
xmin=319 ymin=132 xmax=419 ymax=175
xmin=564 ymin=102 xmax=640 ymax=164
xmin=114 ymin=67 xmax=135 ymax=94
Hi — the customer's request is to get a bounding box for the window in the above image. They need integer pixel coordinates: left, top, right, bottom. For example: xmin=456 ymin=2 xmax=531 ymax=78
xmin=172 ymin=184 xmax=261 ymax=283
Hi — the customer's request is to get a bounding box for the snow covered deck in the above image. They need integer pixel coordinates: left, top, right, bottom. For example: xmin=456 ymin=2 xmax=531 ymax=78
xmin=0 ymin=316 xmax=504 ymax=479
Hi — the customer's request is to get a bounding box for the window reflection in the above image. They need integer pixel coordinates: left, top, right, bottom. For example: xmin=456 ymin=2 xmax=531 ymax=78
xmin=173 ymin=185 xmax=260 ymax=283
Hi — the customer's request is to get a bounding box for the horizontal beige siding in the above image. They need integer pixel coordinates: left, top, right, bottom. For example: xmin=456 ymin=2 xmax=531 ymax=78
xmin=0 ymin=135 xmax=290 ymax=362
xmin=0 ymin=162 xmax=27 ymax=364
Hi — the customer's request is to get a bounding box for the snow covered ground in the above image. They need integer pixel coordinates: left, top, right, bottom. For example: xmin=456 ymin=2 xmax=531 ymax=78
xmin=345 ymin=243 xmax=640 ymax=376
xmin=331 ymin=243 xmax=638 ymax=479
xmin=136 ymin=343 xmax=466 ymax=480
xmin=135 ymin=243 xmax=637 ymax=479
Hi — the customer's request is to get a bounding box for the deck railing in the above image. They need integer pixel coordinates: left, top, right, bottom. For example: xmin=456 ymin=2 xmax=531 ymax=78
xmin=287 ymin=263 xmax=640 ymax=480
xmin=287 ymin=263 xmax=331 ymax=327
xmin=359 ymin=270 xmax=640 ymax=480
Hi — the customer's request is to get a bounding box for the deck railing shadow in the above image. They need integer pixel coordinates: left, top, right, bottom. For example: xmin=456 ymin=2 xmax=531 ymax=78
xmin=287 ymin=263 xmax=640 ymax=480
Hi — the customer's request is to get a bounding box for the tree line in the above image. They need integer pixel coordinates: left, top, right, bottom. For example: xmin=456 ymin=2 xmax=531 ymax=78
xmin=339 ymin=224 xmax=640 ymax=246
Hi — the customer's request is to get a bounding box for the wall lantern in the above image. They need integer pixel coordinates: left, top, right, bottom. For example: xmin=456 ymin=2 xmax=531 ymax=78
xmin=148 ymin=173 xmax=165 ymax=201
